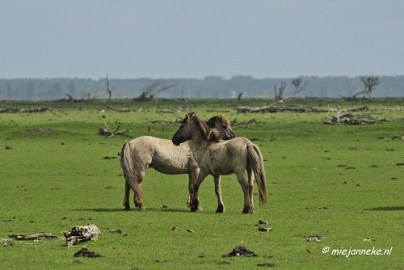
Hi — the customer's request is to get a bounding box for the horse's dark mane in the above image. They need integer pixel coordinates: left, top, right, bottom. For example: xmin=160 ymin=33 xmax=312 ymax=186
xmin=187 ymin=112 xmax=220 ymax=143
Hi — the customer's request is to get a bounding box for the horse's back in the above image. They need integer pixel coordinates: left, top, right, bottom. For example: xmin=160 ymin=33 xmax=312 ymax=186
xmin=128 ymin=136 xmax=177 ymax=149
xmin=128 ymin=136 xmax=191 ymax=174
xmin=219 ymin=137 xmax=251 ymax=158
xmin=207 ymin=138 xmax=251 ymax=175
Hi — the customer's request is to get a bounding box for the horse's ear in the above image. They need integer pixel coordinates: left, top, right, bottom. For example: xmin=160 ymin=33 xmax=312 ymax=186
xmin=218 ymin=115 xmax=224 ymax=125
xmin=219 ymin=114 xmax=230 ymax=126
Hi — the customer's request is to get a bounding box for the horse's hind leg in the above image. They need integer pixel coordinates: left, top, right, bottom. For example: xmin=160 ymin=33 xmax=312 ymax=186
xmin=123 ymin=180 xmax=131 ymax=211
xmin=247 ymin=169 xmax=255 ymax=211
xmin=132 ymin=181 xmax=145 ymax=211
xmin=214 ymin=175 xmax=225 ymax=213
xmin=127 ymin=171 xmax=145 ymax=211
xmin=236 ymin=172 xmax=254 ymax=214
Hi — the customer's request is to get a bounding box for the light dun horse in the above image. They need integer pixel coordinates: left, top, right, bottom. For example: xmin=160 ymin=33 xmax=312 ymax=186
xmin=120 ymin=115 xmax=235 ymax=211
xmin=172 ymin=112 xmax=267 ymax=213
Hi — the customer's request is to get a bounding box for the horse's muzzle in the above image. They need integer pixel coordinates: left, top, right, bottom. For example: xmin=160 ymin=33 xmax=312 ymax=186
xmin=172 ymin=137 xmax=181 ymax=146
xmin=226 ymin=129 xmax=236 ymax=140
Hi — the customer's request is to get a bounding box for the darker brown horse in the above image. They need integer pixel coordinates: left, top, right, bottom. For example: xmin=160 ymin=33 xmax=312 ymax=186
xmin=120 ymin=115 xmax=235 ymax=211
xmin=172 ymin=112 xmax=267 ymax=213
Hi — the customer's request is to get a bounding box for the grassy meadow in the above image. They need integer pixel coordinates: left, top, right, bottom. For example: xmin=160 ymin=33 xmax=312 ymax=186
xmin=0 ymin=99 xmax=403 ymax=269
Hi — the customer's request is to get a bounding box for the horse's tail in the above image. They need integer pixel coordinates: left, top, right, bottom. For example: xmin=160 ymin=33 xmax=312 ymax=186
xmin=120 ymin=142 xmax=143 ymax=198
xmin=247 ymin=143 xmax=268 ymax=204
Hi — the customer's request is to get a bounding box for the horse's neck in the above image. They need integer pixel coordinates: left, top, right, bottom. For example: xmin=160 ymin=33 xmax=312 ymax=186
xmin=189 ymin=134 xmax=211 ymax=153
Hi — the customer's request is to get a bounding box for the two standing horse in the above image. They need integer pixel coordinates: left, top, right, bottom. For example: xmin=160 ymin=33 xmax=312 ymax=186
xmin=120 ymin=113 xmax=267 ymax=213
xmin=120 ymin=115 xmax=235 ymax=212
xmin=172 ymin=112 xmax=267 ymax=213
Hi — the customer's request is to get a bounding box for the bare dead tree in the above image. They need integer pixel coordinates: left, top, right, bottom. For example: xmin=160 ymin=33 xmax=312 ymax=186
xmin=291 ymin=77 xmax=309 ymax=96
xmin=65 ymin=94 xmax=77 ymax=102
xmin=82 ymin=92 xmax=91 ymax=100
xmin=360 ymin=75 xmax=379 ymax=98
xmin=63 ymin=88 xmax=99 ymax=103
xmin=80 ymin=89 xmax=100 ymax=100
xmin=134 ymin=80 xmax=176 ymax=101
xmin=350 ymin=90 xmax=367 ymax=99
xmin=350 ymin=75 xmax=380 ymax=99
xmin=92 ymin=88 xmax=100 ymax=99
xmin=106 ymin=74 xmax=112 ymax=100
xmin=274 ymin=81 xmax=286 ymax=101
xmin=98 ymin=120 xmax=129 ymax=137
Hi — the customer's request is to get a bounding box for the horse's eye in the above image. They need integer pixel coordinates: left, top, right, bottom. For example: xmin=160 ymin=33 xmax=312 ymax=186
xmin=222 ymin=126 xmax=227 ymax=129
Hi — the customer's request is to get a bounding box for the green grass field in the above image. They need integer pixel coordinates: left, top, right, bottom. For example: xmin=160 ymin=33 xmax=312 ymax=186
xmin=0 ymin=99 xmax=403 ymax=269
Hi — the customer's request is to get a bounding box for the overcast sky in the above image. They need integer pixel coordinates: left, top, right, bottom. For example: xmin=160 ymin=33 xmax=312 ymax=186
xmin=1 ymin=0 xmax=403 ymax=79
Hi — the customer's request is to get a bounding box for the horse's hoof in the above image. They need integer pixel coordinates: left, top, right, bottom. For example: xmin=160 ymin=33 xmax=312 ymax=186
xmin=190 ymin=207 xmax=203 ymax=212
xmin=242 ymin=208 xmax=254 ymax=214
xmin=123 ymin=203 xmax=130 ymax=211
xmin=215 ymin=205 xmax=225 ymax=213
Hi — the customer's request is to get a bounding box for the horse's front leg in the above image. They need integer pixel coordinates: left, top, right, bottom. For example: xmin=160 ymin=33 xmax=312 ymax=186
xmin=189 ymin=173 xmax=207 ymax=212
xmin=189 ymin=184 xmax=202 ymax=212
xmin=213 ymin=175 xmax=225 ymax=213
xmin=187 ymin=174 xmax=193 ymax=208
xmin=123 ymin=180 xmax=131 ymax=211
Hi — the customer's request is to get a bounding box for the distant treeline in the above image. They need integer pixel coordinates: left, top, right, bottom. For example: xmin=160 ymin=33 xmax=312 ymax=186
xmin=0 ymin=75 xmax=403 ymax=101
